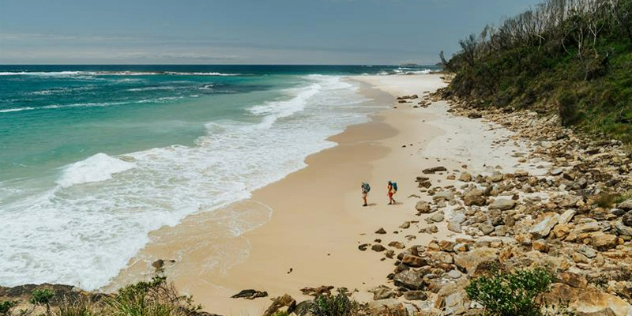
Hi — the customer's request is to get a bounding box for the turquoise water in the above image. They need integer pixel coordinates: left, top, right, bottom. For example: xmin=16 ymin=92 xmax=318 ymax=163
xmin=0 ymin=65 xmax=436 ymax=289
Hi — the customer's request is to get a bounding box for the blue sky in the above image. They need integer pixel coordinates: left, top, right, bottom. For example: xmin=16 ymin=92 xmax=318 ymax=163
xmin=0 ymin=0 xmax=542 ymax=64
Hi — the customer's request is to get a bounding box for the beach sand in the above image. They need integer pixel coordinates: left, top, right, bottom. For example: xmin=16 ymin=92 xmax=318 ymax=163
xmin=109 ymin=74 xmax=543 ymax=315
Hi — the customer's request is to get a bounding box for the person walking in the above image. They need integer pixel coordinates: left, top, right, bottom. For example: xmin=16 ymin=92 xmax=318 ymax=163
xmin=387 ymin=181 xmax=398 ymax=205
xmin=361 ymin=182 xmax=371 ymax=207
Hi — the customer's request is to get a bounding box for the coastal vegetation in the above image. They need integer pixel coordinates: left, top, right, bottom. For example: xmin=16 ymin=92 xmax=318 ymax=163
xmin=0 ymin=277 xmax=203 ymax=316
xmin=465 ymin=268 xmax=555 ymax=316
xmin=441 ymin=0 xmax=632 ymax=143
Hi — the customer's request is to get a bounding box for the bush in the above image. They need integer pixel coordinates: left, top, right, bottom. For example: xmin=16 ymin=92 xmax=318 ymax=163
xmin=309 ymin=288 xmax=358 ymax=316
xmin=465 ymin=268 xmax=554 ymax=316
xmin=30 ymin=289 xmax=55 ymax=316
xmin=0 ymin=301 xmax=18 ymax=316
xmin=105 ymin=276 xmax=201 ymax=316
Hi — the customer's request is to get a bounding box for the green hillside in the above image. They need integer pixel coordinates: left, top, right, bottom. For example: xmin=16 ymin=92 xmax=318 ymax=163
xmin=441 ymin=0 xmax=632 ymax=143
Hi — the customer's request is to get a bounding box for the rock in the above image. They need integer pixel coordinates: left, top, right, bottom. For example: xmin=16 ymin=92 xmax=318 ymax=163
xmin=532 ymin=239 xmax=550 ymax=252
xmin=577 ymin=245 xmax=597 ymax=259
xmin=454 ymin=248 xmax=497 ymax=274
xmin=559 ymin=209 xmax=577 ymax=225
xmin=575 ymin=222 xmax=601 ymax=233
xmin=263 ymin=294 xmax=297 ymax=316
xmin=152 ymin=259 xmax=164 ymax=272
xmin=394 ymin=270 xmax=424 ymax=290
xmin=615 ymin=220 xmax=632 ymax=236
xmin=300 ymin=286 xmax=334 ymax=296
xmin=552 ymin=224 xmax=571 ymax=239
xmin=231 ymin=289 xmax=268 ymax=299
xmin=403 ymin=291 xmax=428 ymax=301
xmin=488 ymin=199 xmax=516 ymax=210
xmin=402 ymin=255 xmax=428 ymax=268
xmin=415 ymin=202 xmax=431 ymax=213
xmin=550 ymin=168 xmax=564 ymax=176
xmin=372 ymin=244 xmax=386 ymax=252
xmin=463 ymin=189 xmax=486 ymax=206
xmin=573 ymin=252 xmax=590 ymax=264
xmin=618 ymin=199 xmax=632 ymax=211
xmin=388 ymin=241 xmax=406 ymax=249
xmin=447 ymin=221 xmax=462 ymax=233
xmin=529 ymin=213 xmax=560 ymax=239
xmin=400 ymin=221 xmax=411 ymax=229
xmin=427 ymin=225 xmax=439 ymax=234
xmin=358 ymin=244 xmax=370 ymax=251
xmin=622 ymin=211 xmax=632 ymax=226
xmin=428 ymin=212 xmax=445 ymax=223
xmin=423 ymin=166 xmax=447 ymax=174
xmin=542 ymin=284 xmax=632 ymax=316
xmin=479 ymin=223 xmax=494 ymax=235
xmin=432 ymin=191 xmax=454 ymax=202
xmin=447 ymin=270 xmax=462 ymax=279
xmin=459 ymin=172 xmax=472 ymax=182
xmin=370 ymin=286 xmax=395 ymax=300
xmin=436 ymin=284 xmax=469 ymax=315
xmin=376 ymin=228 xmax=387 ymax=234
xmin=468 ymin=112 xmax=482 ymax=119
xmin=490 ymin=171 xmax=503 ymax=182
xmin=368 ymin=299 xmax=405 ymax=315
xmin=591 ymin=233 xmax=617 ymax=250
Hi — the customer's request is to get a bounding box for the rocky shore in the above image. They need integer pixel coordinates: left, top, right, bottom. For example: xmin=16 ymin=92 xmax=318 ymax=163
xmin=3 ymin=75 xmax=631 ymax=316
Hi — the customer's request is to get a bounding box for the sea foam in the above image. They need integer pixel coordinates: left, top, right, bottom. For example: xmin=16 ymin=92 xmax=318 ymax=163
xmin=56 ymin=153 xmax=136 ymax=188
xmin=0 ymin=75 xmax=379 ymax=291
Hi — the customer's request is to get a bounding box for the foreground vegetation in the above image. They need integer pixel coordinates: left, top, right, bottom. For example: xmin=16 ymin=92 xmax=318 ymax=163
xmin=0 ymin=277 xmax=203 ymax=316
xmin=441 ymin=0 xmax=632 ymax=143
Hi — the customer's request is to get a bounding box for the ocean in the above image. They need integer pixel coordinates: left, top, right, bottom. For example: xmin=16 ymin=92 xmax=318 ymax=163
xmin=0 ymin=65 xmax=436 ymax=290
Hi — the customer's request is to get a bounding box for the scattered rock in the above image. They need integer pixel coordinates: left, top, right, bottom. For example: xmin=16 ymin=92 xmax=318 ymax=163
xmin=231 ymin=289 xmax=268 ymax=300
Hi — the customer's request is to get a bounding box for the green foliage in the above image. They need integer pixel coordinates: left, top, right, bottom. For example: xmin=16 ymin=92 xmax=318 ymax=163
xmin=309 ymin=288 xmax=359 ymax=316
xmin=105 ymin=276 xmax=201 ymax=316
xmin=0 ymin=301 xmax=18 ymax=316
xmin=271 ymin=312 xmax=290 ymax=316
xmin=30 ymin=290 xmax=55 ymax=306
xmin=444 ymin=0 xmax=632 ymax=144
xmin=465 ymin=268 xmax=554 ymax=316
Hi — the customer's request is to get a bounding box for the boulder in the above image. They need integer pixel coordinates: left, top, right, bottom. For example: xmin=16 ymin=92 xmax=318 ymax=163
xmin=263 ymin=294 xmax=297 ymax=316
xmin=488 ymin=199 xmax=516 ymax=210
xmin=403 ymin=291 xmax=428 ymax=301
xmin=559 ymin=209 xmax=577 ymax=225
xmin=590 ymin=233 xmax=617 ymax=250
xmin=459 ymin=172 xmax=472 ymax=182
xmin=376 ymin=228 xmax=387 ymax=234
xmin=622 ymin=211 xmax=632 ymax=227
xmin=415 ymin=202 xmax=431 ymax=213
xmin=615 ymin=220 xmax=632 ymax=236
xmin=463 ymin=189 xmax=486 ymax=206
xmin=454 ymin=248 xmax=498 ymax=274
xmin=490 ymin=171 xmax=504 ymax=182
xmin=394 ymin=270 xmax=425 ymax=290
xmin=618 ymin=199 xmax=632 ymax=211
xmin=389 ymin=241 xmax=406 ymax=249
xmin=402 ymin=255 xmax=428 ymax=268
xmin=432 ymin=191 xmax=454 ymax=202
xmin=529 ymin=213 xmax=560 ymax=239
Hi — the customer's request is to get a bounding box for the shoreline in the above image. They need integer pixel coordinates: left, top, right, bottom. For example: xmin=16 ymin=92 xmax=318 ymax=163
xmin=106 ymin=73 xmax=544 ymax=315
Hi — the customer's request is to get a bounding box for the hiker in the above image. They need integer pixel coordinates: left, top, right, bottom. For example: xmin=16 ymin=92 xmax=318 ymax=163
xmin=361 ymin=182 xmax=371 ymax=207
xmin=387 ymin=181 xmax=398 ymax=205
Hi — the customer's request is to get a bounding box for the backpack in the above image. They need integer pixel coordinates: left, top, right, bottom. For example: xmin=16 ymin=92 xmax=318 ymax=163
xmin=392 ymin=182 xmax=398 ymax=192
xmin=362 ymin=182 xmax=371 ymax=193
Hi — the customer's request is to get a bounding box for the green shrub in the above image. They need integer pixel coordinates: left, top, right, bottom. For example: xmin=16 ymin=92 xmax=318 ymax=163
xmin=465 ymin=268 xmax=554 ymax=316
xmin=54 ymin=298 xmax=99 ymax=316
xmin=310 ymin=288 xmax=358 ymax=316
xmin=0 ymin=301 xmax=18 ymax=316
xmin=31 ymin=289 xmax=55 ymax=315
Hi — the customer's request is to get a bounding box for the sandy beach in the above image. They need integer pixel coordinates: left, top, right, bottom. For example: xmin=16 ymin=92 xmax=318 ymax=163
xmin=108 ymin=73 xmax=545 ymax=315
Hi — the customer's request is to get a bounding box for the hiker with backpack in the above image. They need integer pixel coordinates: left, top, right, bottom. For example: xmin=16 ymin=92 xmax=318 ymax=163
xmin=361 ymin=182 xmax=371 ymax=207
xmin=387 ymin=181 xmax=398 ymax=205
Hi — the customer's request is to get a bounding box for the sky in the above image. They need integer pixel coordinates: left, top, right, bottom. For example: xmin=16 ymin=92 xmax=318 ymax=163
xmin=0 ymin=0 xmax=542 ymax=65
